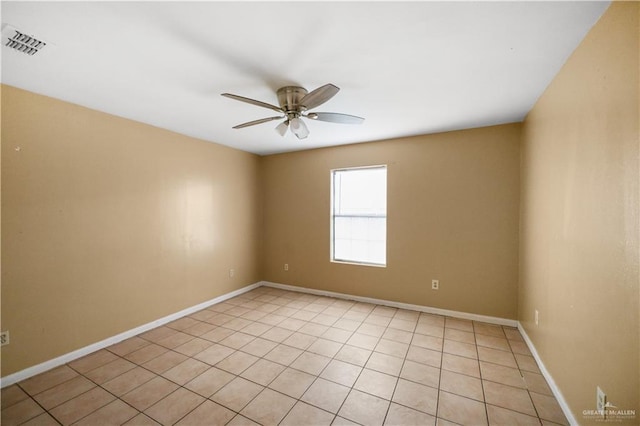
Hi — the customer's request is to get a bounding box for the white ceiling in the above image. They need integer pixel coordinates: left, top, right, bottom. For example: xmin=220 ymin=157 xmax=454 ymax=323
xmin=1 ymin=1 xmax=610 ymax=155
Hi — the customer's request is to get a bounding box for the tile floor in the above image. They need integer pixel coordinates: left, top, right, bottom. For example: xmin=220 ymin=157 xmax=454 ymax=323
xmin=1 ymin=287 xmax=569 ymax=426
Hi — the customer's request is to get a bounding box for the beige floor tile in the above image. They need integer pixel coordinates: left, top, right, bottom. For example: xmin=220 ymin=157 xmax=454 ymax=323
xmin=391 ymin=378 xmax=438 ymax=415
xmin=477 ymin=347 xmax=517 ymax=368
xmin=366 ymin=352 xmax=404 ymax=376
xmin=394 ymin=309 xmax=420 ymax=322
xmin=321 ymin=327 xmax=353 ymax=343
xmin=400 ymin=360 xmax=440 ymax=388
xmin=225 ymin=306 xmax=251 ymax=317
xmin=414 ymin=323 xmax=445 ymax=338
xmin=311 ymin=313 xmax=339 ymax=326
xmin=108 ymin=337 xmax=150 ymax=356
xmin=514 ymin=353 xmax=541 ymax=373
xmin=167 ymin=316 xmax=200 ymax=331
xmin=175 ymin=400 xmax=235 ymax=426
xmin=418 ymin=313 xmax=445 ymax=327
xmin=184 ymin=366 xmax=235 ymax=398
xmin=335 ymin=344 xmax=372 ymax=366
xmin=161 ymin=358 xmax=209 ymax=385
xmin=269 ymin=367 xmax=316 ymax=399
xmin=188 ymin=309 xmax=217 ymax=322
xmin=283 ymin=332 xmax=318 ymax=350
xmin=320 ymin=359 xmax=363 ymax=387
xmin=102 ymin=366 xmax=156 ymax=396
xmin=193 ymin=344 xmax=235 ymax=366
xmin=156 ymin=331 xmax=195 ymax=349
xmin=483 ymin=381 xmax=537 ymax=416
xmin=140 ymin=326 xmax=179 ymax=343
xmin=33 ymin=375 xmax=95 ymax=410
xmin=347 ymin=333 xmax=380 ymax=351
xmin=475 ymin=334 xmax=511 ymax=351
xmin=339 ymin=389 xmax=390 ymax=426
xmin=261 ymin=326 xmax=294 ymax=343
xmin=343 ymin=311 xmax=369 ymax=322
xmin=487 ymin=404 xmax=541 ymax=425
xmin=354 ymin=369 xmax=398 ymax=400
xmin=530 ymin=392 xmax=569 ymax=425
xmin=442 ymin=353 xmax=480 ymax=377
xmin=509 ymin=340 xmax=533 ymax=356
xmin=439 ymin=369 xmax=484 ymax=401
xmin=121 ymin=376 xmax=179 ymax=411
xmin=384 ymin=402 xmax=436 ymax=426
xmin=308 ymin=338 xmax=343 ymax=358
xmin=364 ymin=314 xmax=392 ymax=327
xmin=145 ymin=388 xmax=204 ymax=426
xmin=220 ymin=332 xmax=256 ymax=350
xmin=124 ymin=343 xmax=169 ymax=365
xmin=292 ymin=310 xmax=319 ymax=321
xmin=299 ymin=322 xmax=330 ymax=336
xmin=333 ymin=416 xmax=361 ymax=425
xmin=480 ymin=361 xmax=526 ymax=388
xmin=357 ymin=323 xmax=387 ymax=338
xmin=382 ymin=328 xmax=413 ymax=344
xmin=240 ymin=359 xmax=285 ymax=386
xmin=227 ymin=415 xmax=261 ymax=426
xmin=263 ymin=344 xmax=303 ymax=366
xmin=74 ymin=399 xmax=138 ymax=426
xmin=473 ymin=323 xmax=506 ymax=338
xmin=49 ymin=387 xmax=115 ymax=425
xmin=406 ymin=345 xmax=442 ymax=368
xmin=444 ymin=328 xmax=476 ymax=344
xmin=375 ymin=339 xmax=409 ymax=358
xmin=445 ymin=318 xmax=474 ymax=333
xmin=173 ymin=337 xmax=214 ymax=357
xmin=412 ymin=334 xmax=444 ymax=351
xmin=503 ymin=327 xmax=525 ymax=342
xmin=522 ymin=371 xmax=553 ymax=395
xmin=123 ymin=413 xmax=161 ymax=425
xmin=215 ymin=351 xmax=258 ymax=375
xmin=222 ymin=317 xmax=253 ymax=331
xmin=1 ymin=385 xmax=29 ymax=410
xmin=280 ymin=401 xmax=335 ymax=426
xmin=20 ymin=412 xmax=60 ymax=426
xmin=290 ymin=352 xmax=331 ymax=375
xmin=334 ymin=318 xmax=362 ymax=332
xmin=279 ymin=317 xmax=307 ymax=332
xmin=143 ymin=350 xmax=188 ymax=374
xmin=240 ymin=311 xmax=268 ymax=324
xmin=211 ymin=377 xmax=264 ymax=412
xmin=200 ymin=326 xmax=235 ymax=342
xmin=20 ymin=366 xmax=79 ymax=396
xmin=68 ymin=350 xmax=119 ymax=374
xmin=437 ymin=391 xmax=487 ymax=425
xmin=0 ymin=398 xmax=44 ymax=426
xmin=240 ymin=337 xmax=278 ymax=357
xmin=443 ymin=339 xmax=478 ymax=359
xmin=241 ymin=388 xmax=297 ymax=424
xmin=84 ymin=358 xmax=137 ymax=384
xmin=372 ymin=306 xmax=397 ymax=317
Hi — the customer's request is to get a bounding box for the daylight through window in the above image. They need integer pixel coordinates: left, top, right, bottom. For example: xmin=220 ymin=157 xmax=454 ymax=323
xmin=331 ymin=165 xmax=387 ymax=266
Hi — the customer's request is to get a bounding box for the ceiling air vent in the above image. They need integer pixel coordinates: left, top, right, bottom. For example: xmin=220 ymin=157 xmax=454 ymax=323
xmin=2 ymin=24 xmax=47 ymax=56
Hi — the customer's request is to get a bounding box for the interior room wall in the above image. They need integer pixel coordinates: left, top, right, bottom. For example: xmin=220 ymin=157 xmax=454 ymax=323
xmin=1 ymin=85 xmax=262 ymax=376
xmin=261 ymin=124 xmax=521 ymax=320
xmin=519 ymin=2 xmax=639 ymax=422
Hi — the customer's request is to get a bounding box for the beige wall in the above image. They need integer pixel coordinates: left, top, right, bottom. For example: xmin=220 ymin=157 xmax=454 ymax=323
xmin=1 ymin=85 xmax=262 ymax=376
xmin=262 ymin=124 xmax=521 ymax=320
xmin=519 ymin=2 xmax=639 ymax=423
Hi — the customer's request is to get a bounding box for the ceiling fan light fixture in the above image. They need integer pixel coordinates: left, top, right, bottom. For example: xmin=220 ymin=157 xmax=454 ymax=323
xmin=275 ymin=120 xmax=289 ymax=136
xmin=289 ymin=117 xmax=309 ymax=139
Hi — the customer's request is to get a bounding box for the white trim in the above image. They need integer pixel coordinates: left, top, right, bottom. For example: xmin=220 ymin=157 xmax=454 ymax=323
xmin=517 ymin=323 xmax=578 ymax=426
xmin=260 ymin=281 xmax=518 ymax=327
xmin=0 ymin=282 xmax=261 ymax=388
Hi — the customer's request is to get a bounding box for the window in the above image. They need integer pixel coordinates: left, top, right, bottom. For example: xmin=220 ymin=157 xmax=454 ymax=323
xmin=331 ymin=165 xmax=387 ymax=266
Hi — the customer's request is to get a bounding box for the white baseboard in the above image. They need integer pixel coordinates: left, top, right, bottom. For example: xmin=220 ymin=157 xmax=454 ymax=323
xmin=0 ymin=281 xmax=261 ymax=388
xmin=517 ymin=323 xmax=578 ymax=426
xmin=261 ymin=281 xmax=518 ymax=327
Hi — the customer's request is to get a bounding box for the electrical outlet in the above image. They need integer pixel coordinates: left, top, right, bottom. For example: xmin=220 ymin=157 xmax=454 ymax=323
xmin=534 ymin=310 xmax=539 ymax=326
xmin=597 ymin=386 xmax=606 ymax=413
xmin=229 ymin=269 xmax=235 ymax=278
xmin=284 ymin=264 xmax=289 ymax=271
xmin=0 ymin=331 xmax=9 ymax=346
xmin=431 ymin=279 xmax=439 ymax=290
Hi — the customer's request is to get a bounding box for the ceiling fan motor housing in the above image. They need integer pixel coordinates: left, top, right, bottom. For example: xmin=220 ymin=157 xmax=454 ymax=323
xmin=277 ymin=86 xmax=308 ymax=118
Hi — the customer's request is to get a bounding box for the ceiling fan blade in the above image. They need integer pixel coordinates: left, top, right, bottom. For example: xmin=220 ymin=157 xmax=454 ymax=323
xmin=299 ymin=84 xmax=340 ymax=110
xmin=290 ymin=117 xmax=309 ymax=139
xmin=232 ymin=116 xmax=283 ymax=129
xmin=222 ymin=93 xmax=283 ymax=113
xmin=307 ymin=112 xmax=365 ymax=124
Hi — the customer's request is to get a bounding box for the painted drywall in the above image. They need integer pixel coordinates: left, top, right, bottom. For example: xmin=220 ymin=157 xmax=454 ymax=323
xmin=261 ymin=124 xmax=521 ymax=320
xmin=1 ymin=85 xmax=262 ymax=376
xmin=519 ymin=2 xmax=639 ymax=423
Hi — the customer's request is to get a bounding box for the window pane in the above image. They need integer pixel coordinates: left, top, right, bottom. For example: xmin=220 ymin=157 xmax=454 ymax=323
xmin=332 ymin=166 xmax=386 ymax=266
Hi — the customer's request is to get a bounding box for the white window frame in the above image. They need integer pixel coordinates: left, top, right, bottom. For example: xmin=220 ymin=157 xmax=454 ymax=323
xmin=330 ymin=165 xmax=387 ymax=267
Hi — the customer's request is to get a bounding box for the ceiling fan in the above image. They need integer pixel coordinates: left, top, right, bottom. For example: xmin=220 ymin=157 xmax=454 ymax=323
xmin=221 ymin=84 xmax=364 ymax=140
